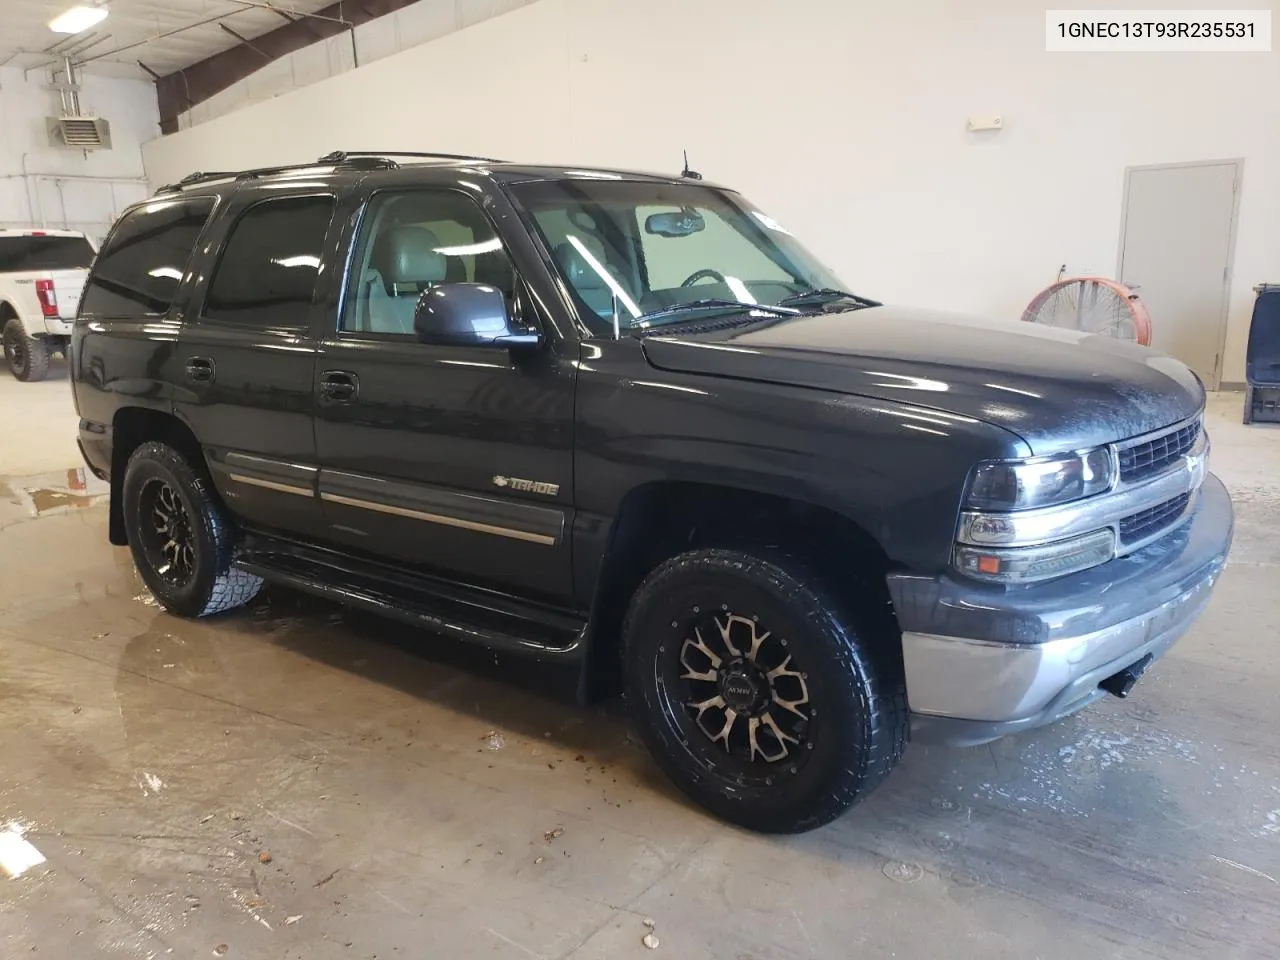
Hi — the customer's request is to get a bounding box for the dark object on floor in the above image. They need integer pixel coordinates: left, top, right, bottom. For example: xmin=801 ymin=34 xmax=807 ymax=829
xmin=1244 ymin=283 xmax=1280 ymax=424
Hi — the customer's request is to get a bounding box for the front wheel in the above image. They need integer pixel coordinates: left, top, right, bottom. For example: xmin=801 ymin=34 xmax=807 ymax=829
xmin=623 ymin=549 xmax=906 ymax=832
xmin=122 ymin=441 xmax=262 ymax=617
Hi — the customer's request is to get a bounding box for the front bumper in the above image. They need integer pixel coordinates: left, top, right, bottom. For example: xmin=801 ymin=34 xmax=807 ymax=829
xmin=888 ymin=472 xmax=1234 ymax=746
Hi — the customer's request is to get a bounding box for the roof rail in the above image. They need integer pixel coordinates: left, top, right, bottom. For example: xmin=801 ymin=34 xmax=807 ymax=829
xmin=154 ymin=150 xmax=502 ymax=195
xmin=317 ymin=150 xmax=505 ymax=164
xmin=154 ymin=160 xmax=341 ymax=195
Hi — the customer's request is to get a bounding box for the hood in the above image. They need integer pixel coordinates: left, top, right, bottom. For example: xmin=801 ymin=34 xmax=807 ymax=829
xmin=640 ymin=305 xmax=1205 ymax=455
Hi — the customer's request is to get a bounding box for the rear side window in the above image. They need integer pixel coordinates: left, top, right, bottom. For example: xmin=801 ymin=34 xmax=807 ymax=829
xmin=202 ymin=195 xmax=335 ymax=328
xmin=80 ymin=197 xmax=216 ymax=317
xmin=0 ymin=235 xmax=95 ymax=271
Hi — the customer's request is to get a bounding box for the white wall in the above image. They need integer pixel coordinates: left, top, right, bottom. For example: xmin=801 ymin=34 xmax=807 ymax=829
xmin=0 ymin=66 xmax=159 ymax=243
xmin=142 ymin=0 xmax=1280 ymax=382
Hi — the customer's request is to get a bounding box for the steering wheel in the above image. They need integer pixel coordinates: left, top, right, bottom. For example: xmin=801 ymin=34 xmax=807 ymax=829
xmin=681 ymin=268 xmax=727 ymax=287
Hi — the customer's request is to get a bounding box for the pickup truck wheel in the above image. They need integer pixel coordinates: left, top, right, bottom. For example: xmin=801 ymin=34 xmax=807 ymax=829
xmin=623 ymin=548 xmax=906 ymax=833
xmin=2 ymin=319 xmax=49 ymax=382
xmin=122 ymin=441 xmax=262 ymax=618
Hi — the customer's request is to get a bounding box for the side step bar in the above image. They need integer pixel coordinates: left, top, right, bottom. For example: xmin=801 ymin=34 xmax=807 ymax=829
xmin=235 ymin=534 xmax=586 ymax=662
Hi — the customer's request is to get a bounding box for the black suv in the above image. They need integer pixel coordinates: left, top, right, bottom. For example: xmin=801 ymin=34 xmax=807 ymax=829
xmin=71 ymin=151 xmax=1233 ymax=832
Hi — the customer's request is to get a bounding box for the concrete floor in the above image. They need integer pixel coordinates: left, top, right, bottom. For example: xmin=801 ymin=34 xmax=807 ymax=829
xmin=1 ymin=380 xmax=1278 ymax=959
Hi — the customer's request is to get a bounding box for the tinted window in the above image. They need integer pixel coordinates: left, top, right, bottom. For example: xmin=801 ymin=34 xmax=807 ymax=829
xmin=0 ymin=235 xmax=95 ymax=272
xmin=342 ymin=190 xmax=515 ymax=336
xmin=204 ymin=195 xmax=335 ymax=327
xmin=80 ymin=198 xmax=215 ymax=317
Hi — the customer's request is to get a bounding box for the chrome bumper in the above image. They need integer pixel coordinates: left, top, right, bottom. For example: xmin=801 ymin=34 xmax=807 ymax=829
xmin=890 ymin=472 xmax=1233 ymax=746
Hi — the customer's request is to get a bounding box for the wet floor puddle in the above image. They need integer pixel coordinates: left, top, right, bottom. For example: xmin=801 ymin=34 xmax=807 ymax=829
xmin=0 ymin=467 xmax=109 ymax=523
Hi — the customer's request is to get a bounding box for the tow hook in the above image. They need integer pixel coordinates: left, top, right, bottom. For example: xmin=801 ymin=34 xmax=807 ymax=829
xmin=1099 ymin=653 xmax=1155 ymax=699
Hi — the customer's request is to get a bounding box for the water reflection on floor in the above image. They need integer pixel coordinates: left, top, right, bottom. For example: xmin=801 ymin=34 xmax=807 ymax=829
xmin=0 ymin=466 xmax=109 ymax=527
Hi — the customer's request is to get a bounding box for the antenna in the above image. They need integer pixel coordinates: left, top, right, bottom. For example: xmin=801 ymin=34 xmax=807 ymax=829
xmin=680 ymin=149 xmax=703 ymax=181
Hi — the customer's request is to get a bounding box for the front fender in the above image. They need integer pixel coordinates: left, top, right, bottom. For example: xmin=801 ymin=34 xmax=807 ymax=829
xmin=574 ymin=338 xmax=1025 ymax=574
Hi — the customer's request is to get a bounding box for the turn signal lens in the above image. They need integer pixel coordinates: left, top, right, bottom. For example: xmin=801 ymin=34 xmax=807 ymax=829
xmin=954 ymin=528 xmax=1116 ymax=584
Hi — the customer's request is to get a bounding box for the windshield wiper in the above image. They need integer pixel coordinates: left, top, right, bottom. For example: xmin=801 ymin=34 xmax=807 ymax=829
xmin=633 ymin=298 xmax=799 ymax=328
xmin=778 ymin=288 xmax=880 ymax=309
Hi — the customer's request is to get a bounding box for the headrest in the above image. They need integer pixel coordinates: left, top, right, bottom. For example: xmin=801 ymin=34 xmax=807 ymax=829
xmin=554 ymin=239 xmax=606 ymax=287
xmin=378 ymin=226 xmax=445 ymax=286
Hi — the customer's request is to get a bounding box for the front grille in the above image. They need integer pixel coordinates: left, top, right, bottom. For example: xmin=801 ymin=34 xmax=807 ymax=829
xmin=1119 ymin=492 xmax=1191 ymax=546
xmin=1118 ymin=419 xmax=1200 ymax=483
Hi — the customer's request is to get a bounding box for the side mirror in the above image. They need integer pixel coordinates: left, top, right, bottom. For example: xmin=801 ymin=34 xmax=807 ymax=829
xmin=412 ymin=283 xmax=540 ymax=349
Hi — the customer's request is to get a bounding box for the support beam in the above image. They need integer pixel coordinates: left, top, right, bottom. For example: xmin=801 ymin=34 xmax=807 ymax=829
xmin=219 ymin=23 xmax=273 ymax=61
xmin=153 ymin=0 xmax=424 ymax=134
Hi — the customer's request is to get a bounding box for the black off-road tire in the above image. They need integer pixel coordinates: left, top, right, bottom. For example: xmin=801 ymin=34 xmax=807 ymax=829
xmin=623 ymin=548 xmax=907 ymax=833
xmin=122 ymin=441 xmax=262 ymax=617
xmin=3 ymin=319 xmax=50 ymax=382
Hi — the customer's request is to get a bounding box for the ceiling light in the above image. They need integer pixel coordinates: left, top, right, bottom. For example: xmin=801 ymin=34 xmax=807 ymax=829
xmin=49 ymin=5 xmax=109 ymax=35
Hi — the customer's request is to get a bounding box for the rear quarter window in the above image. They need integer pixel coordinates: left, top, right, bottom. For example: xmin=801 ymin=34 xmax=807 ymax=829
xmin=80 ymin=197 xmax=217 ymax=317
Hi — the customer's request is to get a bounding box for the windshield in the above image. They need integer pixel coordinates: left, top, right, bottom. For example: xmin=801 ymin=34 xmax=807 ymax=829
xmin=509 ymin=179 xmax=850 ymax=333
xmin=0 ymin=235 xmax=95 ymax=272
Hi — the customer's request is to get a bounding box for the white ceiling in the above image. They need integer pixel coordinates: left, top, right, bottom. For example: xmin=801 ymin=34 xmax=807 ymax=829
xmin=0 ymin=0 xmax=345 ymax=78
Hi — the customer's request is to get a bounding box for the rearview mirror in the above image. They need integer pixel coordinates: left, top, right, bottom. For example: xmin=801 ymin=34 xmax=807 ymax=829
xmin=412 ymin=283 xmax=539 ymax=349
xmin=644 ymin=208 xmax=705 ymax=238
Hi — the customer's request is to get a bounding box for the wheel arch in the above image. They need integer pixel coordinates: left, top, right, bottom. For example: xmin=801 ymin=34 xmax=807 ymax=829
xmin=108 ymin=406 xmax=211 ymax=546
xmin=580 ymin=479 xmax=899 ymax=701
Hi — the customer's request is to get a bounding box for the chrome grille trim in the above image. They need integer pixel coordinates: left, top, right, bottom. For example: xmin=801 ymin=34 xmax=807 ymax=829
xmin=1114 ymin=414 xmax=1203 ymax=486
xmin=1117 ymin=491 xmax=1196 ymax=553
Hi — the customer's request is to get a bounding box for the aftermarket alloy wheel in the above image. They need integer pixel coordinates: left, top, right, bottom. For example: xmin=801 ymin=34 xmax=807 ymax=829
xmin=624 ymin=549 xmax=907 ymax=833
xmin=2 ymin=319 xmax=50 ymax=382
xmin=122 ymin=441 xmax=262 ymax=617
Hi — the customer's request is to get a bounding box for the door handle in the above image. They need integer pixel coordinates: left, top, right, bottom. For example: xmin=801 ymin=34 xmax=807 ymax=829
xmin=319 ymin=370 xmax=359 ymax=402
xmin=185 ymin=356 xmax=215 ymax=383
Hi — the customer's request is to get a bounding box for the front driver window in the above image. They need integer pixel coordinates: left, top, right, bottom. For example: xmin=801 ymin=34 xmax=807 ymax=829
xmin=342 ymin=190 xmax=516 ymax=336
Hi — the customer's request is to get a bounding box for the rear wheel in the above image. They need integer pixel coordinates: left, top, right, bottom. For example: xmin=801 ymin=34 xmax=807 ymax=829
xmin=2 ymin=319 xmax=49 ymax=382
xmin=122 ymin=441 xmax=262 ymax=617
xmin=623 ymin=548 xmax=906 ymax=833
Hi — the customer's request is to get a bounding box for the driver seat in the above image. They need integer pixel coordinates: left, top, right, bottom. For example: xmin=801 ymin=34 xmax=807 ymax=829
xmin=368 ymin=225 xmax=447 ymax=334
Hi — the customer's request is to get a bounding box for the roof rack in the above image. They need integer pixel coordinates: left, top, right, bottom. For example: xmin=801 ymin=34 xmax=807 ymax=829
xmin=318 ymin=150 xmax=505 ymax=164
xmin=154 ymin=160 xmax=336 ymax=195
xmin=155 ymin=150 xmax=504 ymax=195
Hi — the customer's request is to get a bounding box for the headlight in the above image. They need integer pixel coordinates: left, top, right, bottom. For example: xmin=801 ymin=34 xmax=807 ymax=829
xmin=966 ymin=447 xmax=1114 ymax=511
xmin=954 ymin=529 xmax=1116 ymax=584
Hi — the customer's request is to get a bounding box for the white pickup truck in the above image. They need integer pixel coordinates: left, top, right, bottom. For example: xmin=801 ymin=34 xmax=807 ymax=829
xmin=1 ymin=228 xmax=96 ymax=382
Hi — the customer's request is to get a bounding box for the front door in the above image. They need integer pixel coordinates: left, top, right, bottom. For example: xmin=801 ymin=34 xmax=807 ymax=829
xmin=175 ymin=190 xmax=338 ymax=536
xmin=313 ymin=184 xmax=576 ymax=603
xmin=1118 ymin=160 xmax=1241 ymax=388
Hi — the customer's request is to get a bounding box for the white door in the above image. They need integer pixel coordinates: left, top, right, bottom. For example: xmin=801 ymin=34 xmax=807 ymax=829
xmin=1118 ymin=160 xmax=1240 ymax=388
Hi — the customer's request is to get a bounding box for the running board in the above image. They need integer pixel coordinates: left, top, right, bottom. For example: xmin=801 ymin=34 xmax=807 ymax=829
xmin=235 ymin=534 xmax=586 ymax=661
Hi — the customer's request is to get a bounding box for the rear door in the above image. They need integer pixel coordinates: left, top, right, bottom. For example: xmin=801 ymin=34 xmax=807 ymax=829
xmin=174 ymin=188 xmax=338 ymax=537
